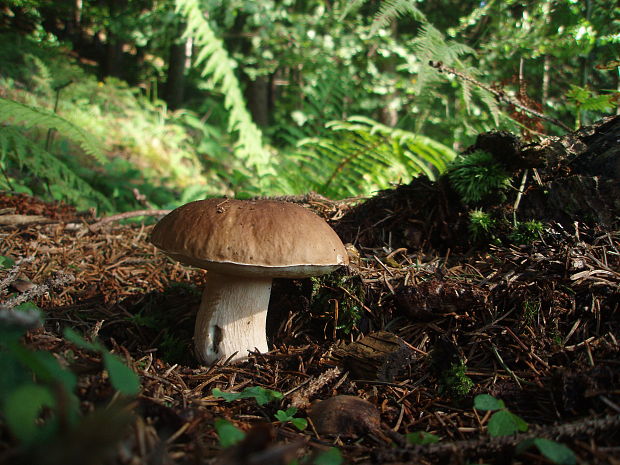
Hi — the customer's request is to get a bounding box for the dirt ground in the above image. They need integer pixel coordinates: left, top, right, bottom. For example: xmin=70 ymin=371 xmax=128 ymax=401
xmin=1 ymin=116 xmax=619 ymax=465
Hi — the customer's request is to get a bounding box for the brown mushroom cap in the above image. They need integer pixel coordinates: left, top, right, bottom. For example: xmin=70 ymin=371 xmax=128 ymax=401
xmin=150 ymin=199 xmax=348 ymax=278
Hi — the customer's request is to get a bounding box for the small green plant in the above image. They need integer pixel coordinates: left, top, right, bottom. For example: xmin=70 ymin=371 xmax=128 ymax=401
xmin=311 ymin=271 xmax=365 ymax=336
xmin=441 ymin=361 xmax=474 ymax=398
xmin=213 ymin=416 xmax=343 ymax=465
xmin=474 ymin=394 xmax=576 ymax=465
xmin=313 ymin=447 xmax=344 ymax=465
xmin=63 ymin=328 xmax=141 ymax=396
xmin=565 ymin=84 xmax=616 ymax=128
xmin=522 ymin=299 xmax=541 ymax=325
xmin=0 ymin=255 xmax=16 ymax=268
xmin=212 ymin=386 xmax=283 ymax=406
xmin=516 ymin=438 xmax=577 ymax=465
xmin=0 ymin=303 xmax=79 ymax=446
xmin=474 ymin=394 xmax=528 ymax=436
xmin=274 ymin=406 xmax=308 ymax=431
xmin=214 ymin=418 xmax=245 ymax=447
xmin=406 ymin=431 xmax=441 ymax=445
xmin=0 ymin=304 xmax=140 ymax=450
xmin=468 ymin=209 xmax=496 ymax=241
xmin=448 ymin=150 xmax=512 ymax=204
xmin=509 ymin=220 xmax=544 ymax=245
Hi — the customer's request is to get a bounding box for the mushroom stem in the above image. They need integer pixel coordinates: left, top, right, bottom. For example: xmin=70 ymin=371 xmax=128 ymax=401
xmin=194 ymin=272 xmax=271 ymax=364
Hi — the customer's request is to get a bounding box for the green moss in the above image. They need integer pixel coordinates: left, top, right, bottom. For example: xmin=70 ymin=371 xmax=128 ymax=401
xmin=440 ymin=360 xmax=474 ymax=398
xmin=310 ymin=269 xmax=365 ymax=336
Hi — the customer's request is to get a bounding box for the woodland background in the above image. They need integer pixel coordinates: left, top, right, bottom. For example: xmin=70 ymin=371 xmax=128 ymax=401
xmin=1 ymin=2 xmax=620 ymax=464
xmin=1 ymin=0 xmax=618 ymax=211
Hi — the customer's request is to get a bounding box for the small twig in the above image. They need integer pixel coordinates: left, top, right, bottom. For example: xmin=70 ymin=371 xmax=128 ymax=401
xmin=3 ymin=271 xmax=75 ymax=308
xmin=290 ymin=367 xmax=343 ymax=409
xmin=88 ymin=209 xmax=171 ymax=230
xmin=513 ymin=168 xmax=529 ymax=226
xmin=491 ymin=344 xmax=523 ymax=388
xmin=428 ymin=61 xmax=572 ymax=132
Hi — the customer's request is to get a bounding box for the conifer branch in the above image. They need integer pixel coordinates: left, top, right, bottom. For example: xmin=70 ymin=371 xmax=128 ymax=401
xmin=428 ymin=61 xmax=572 ymax=132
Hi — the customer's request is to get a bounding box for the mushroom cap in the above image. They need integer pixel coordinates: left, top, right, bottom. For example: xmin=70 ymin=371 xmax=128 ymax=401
xmin=150 ymin=199 xmax=349 ymax=278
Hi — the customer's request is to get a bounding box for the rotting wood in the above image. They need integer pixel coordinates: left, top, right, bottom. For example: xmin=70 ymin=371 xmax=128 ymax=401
xmin=330 ymin=331 xmax=415 ymax=381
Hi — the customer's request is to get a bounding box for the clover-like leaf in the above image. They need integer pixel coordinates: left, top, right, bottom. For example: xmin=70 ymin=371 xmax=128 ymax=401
xmin=487 ymin=409 xmax=528 ymax=437
xmin=214 ymin=418 xmax=245 ymax=448
xmin=474 ymin=394 xmax=505 ymax=411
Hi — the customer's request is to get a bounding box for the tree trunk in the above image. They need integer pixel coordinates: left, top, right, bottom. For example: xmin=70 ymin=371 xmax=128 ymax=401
xmin=165 ymin=24 xmax=191 ymax=110
xmin=244 ymin=76 xmax=270 ymax=128
xmin=102 ymin=0 xmax=127 ymax=79
xmin=377 ymin=22 xmax=399 ymax=127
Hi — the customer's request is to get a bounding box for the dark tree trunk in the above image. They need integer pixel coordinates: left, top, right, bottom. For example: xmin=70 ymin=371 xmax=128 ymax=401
xmin=244 ymin=76 xmax=270 ymax=128
xmin=103 ymin=39 xmax=124 ymax=78
xmin=226 ymin=12 xmax=272 ymax=127
xmin=102 ymin=0 xmax=127 ymax=79
xmin=165 ymin=25 xmax=191 ymax=110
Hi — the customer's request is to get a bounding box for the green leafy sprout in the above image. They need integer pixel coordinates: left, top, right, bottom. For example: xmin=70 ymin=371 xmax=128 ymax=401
xmin=63 ymin=328 xmax=140 ymax=396
xmin=448 ymin=150 xmax=512 ymax=204
xmin=509 ymin=220 xmax=544 ymax=245
xmin=274 ymin=406 xmax=308 ymax=431
xmin=474 ymin=394 xmax=576 ymax=465
xmin=474 ymin=394 xmax=528 ymax=437
xmin=212 ymin=386 xmax=283 ymax=406
xmin=214 ymin=418 xmax=245 ymax=447
xmin=468 ymin=209 xmax=496 ymax=241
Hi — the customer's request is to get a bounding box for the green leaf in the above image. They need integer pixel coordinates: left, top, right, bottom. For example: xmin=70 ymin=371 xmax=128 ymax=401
xmin=14 ymin=302 xmax=40 ymax=312
xmin=102 ymin=352 xmax=140 ymax=396
xmin=291 ymin=417 xmax=308 ymax=431
xmin=3 ymin=383 xmax=56 ymax=444
xmin=275 ymin=407 xmax=297 ymax=422
xmin=533 ymin=438 xmax=576 ymax=465
xmin=314 ymin=447 xmax=344 ymax=465
xmin=487 ymin=410 xmax=529 ymax=437
xmin=246 ymin=386 xmax=283 ymax=405
xmin=0 ymin=97 xmax=105 ymax=163
xmin=214 ymin=418 xmax=245 ymax=448
xmin=63 ymin=327 xmax=104 ymax=352
xmin=406 ymin=431 xmax=441 ymax=445
xmin=212 ymin=386 xmax=283 ymax=406
xmin=212 ymin=387 xmax=243 ymax=402
xmin=274 ymin=407 xmax=307 ymax=430
xmin=0 ymin=255 xmax=15 ymax=268
xmin=474 ymin=394 xmax=505 ymax=411
xmin=10 ymin=344 xmax=77 ymax=393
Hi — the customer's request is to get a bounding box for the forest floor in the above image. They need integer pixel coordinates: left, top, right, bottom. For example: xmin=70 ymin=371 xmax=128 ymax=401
xmin=1 ymin=117 xmax=619 ymax=465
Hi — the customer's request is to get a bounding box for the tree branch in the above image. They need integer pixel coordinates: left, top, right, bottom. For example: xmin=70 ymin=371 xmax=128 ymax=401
xmin=429 ymin=61 xmax=572 ymax=132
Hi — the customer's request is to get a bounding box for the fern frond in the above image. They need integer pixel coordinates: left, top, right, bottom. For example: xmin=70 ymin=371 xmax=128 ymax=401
xmin=477 ymin=87 xmax=501 ymax=125
xmin=0 ymin=126 xmax=113 ymax=210
xmin=291 ymin=116 xmax=456 ymax=198
xmin=339 ymin=0 xmax=366 ymax=20
xmin=0 ymin=97 xmax=105 ymax=163
xmin=175 ymin=0 xmax=273 ymax=182
xmin=371 ymin=0 xmax=427 ymax=34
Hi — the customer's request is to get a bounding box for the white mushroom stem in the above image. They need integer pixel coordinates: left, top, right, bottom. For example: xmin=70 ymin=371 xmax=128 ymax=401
xmin=194 ymin=272 xmax=271 ymax=364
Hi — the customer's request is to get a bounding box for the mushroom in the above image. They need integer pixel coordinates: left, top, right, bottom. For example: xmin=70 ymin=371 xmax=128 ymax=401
xmin=150 ymin=198 xmax=348 ymax=364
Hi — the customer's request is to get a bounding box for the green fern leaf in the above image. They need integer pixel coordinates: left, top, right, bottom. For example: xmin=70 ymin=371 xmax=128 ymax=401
xmin=293 ymin=116 xmax=455 ymax=198
xmin=0 ymin=126 xmax=112 ymax=210
xmin=371 ymin=0 xmax=427 ymax=34
xmin=0 ymin=97 xmax=105 ymax=164
xmin=175 ymin=0 xmax=273 ymax=183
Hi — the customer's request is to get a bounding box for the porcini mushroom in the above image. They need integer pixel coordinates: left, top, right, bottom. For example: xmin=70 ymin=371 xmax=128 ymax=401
xmin=150 ymin=198 xmax=348 ymax=364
